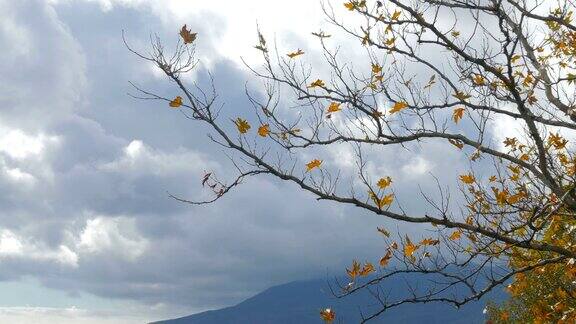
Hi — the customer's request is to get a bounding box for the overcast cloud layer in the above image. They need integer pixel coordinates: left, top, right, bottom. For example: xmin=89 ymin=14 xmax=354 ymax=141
xmin=0 ymin=0 xmax=478 ymax=322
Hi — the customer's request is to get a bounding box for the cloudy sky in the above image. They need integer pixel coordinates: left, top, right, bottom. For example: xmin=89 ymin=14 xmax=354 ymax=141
xmin=0 ymin=0 xmax=498 ymax=323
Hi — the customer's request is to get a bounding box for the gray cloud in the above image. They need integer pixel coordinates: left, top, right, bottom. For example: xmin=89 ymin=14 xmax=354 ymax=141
xmin=0 ymin=0 xmax=473 ymax=320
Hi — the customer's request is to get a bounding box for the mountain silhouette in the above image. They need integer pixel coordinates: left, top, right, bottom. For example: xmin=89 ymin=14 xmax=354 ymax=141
xmin=153 ymin=274 xmax=506 ymax=324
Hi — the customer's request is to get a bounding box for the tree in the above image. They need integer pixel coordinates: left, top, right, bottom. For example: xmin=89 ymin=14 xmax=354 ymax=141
xmin=125 ymin=0 xmax=576 ymax=322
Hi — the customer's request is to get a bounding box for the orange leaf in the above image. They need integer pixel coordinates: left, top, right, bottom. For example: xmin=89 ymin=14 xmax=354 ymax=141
xmin=306 ymin=159 xmax=322 ymax=172
xmin=449 ymin=230 xmax=462 ymax=240
xmin=308 ymin=79 xmax=325 ymax=88
xmin=320 ymin=308 xmax=335 ymax=323
xmin=379 ymin=250 xmax=392 ymax=267
xmin=287 ymin=49 xmax=304 ymax=58
xmin=258 ymin=124 xmax=270 ymax=137
xmin=452 ymin=107 xmax=465 ymax=123
xmin=420 ymin=238 xmax=440 ymax=246
xmin=403 ymin=237 xmax=419 ymax=257
xmin=169 ymin=96 xmax=183 ymax=108
xmin=389 ymin=101 xmax=408 ymax=114
xmin=326 ymin=102 xmax=342 ymax=113
xmin=359 ymin=262 xmax=375 ymax=277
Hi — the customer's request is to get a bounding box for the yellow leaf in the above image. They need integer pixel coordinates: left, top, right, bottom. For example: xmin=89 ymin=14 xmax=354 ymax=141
xmin=380 ymin=193 xmax=394 ymax=208
xmin=459 ymin=173 xmax=475 ymax=184
xmin=377 ymin=176 xmax=392 ymax=189
xmin=308 ymin=79 xmax=325 ymax=88
xmin=344 ymin=2 xmax=355 ymax=10
xmin=389 ymin=101 xmax=408 ymax=114
xmin=489 ymin=175 xmax=497 ymax=182
xmin=169 ymin=96 xmax=183 ymax=108
xmin=258 ymin=124 xmax=270 ymax=137
xmin=234 ymin=118 xmax=251 ymax=134
xmin=510 ymin=54 xmax=521 ymax=63
xmin=306 ymin=159 xmax=322 ymax=172
xmin=452 ymin=107 xmax=465 ymax=123
xmin=385 ymin=37 xmax=396 ymax=46
xmin=287 ymin=49 xmax=304 ymax=58
xmin=449 ymin=230 xmax=462 ymax=240
xmin=371 ymin=63 xmax=382 ymax=74
xmin=326 ymin=102 xmax=342 ymax=113
xmin=179 ymin=25 xmax=197 ymax=44
xmin=472 ymin=74 xmax=485 ymax=85
xmin=391 ymin=10 xmax=401 ymax=20
xmin=451 ymin=30 xmax=460 ymax=37
xmin=403 ymin=237 xmax=418 ymax=257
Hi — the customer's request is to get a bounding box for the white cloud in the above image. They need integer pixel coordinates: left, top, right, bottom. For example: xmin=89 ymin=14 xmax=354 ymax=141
xmin=0 ymin=229 xmax=78 ymax=267
xmin=78 ymin=216 xmax=148 ymax=260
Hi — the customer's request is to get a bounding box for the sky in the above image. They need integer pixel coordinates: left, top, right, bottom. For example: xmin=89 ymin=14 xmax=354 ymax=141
xmin=0 ymin=0 xmax=513 ymax=323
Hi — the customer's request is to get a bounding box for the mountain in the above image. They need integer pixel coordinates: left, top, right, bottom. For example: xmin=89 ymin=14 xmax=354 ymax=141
xmin=152 ymin=276 xmax=506 ymax=324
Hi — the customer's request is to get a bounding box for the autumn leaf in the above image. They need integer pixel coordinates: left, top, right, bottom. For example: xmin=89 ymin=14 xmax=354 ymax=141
xmin=448 ymin=139 xmax=464 ymax=149
xmin=420 ymin=238 xmax=440 ymax=246
xmin=459 ymin=173 xmax=475 ymax=184
xmin=472 ymin=74 xmax=485 ymax=86
xmin=379 ymin=194 xmax=394 ymax=208
xmin=390 ymin=242 xmax=398 ymax=249
xmin=380 ymin=250 xmax=392 ymax=267
xmin=179 ymin=25 xmax=197 ymax=44
xmin=371 ymin=63 xmax=382 ymax=74
xmin=423 ymin=74 xmax=436 ymax=89
xmin=326 ymin=102 xmax=342 ymax=114
xmin=377 ymin=176 xmax=392 ymax=189
xmin=451 ymin=30 xmax=460 ymax=37
xmin=377 ymin=227 xmax=390 ymax=237
xmin=389 ymin=101 xmax=408 ymax=114
xmin=510 ymin=54 xmax=521 ymax=63
xmin=391 ymin=10 xmax=401 ymax=20
xmin=287 ymin=49 xmax=304 ymax=58
xmin=258 ymin=124 xmax=270 ymax=137
xmin=234 ymin=118 xmax=251 ymax=134
xmin=489 ymin=175 xmax=497 ymax=182
xmin=503 ymin=137 xmax=518 ymax=148
xmin=359 ymin=262 xmax=375 ymax=277
xmin=169 ymin=96 xmax=183 ymax=108
xmin=346 ymin=260 xmax=361 ymax=279
xmin=452 ymin=107 xmax=465 ymax=123
xmin=344 ymin=2 xmax=356 ymax=10
xmin=452 ymin=91 xmax=471 ymax=101
xmin=403 ymin=236 xmax=419 ymax=257
xmin=385 ymin=37 xmax=396 ymax=46
xmin=308 ymin=79 xmax=325 ymax=88
xmin=306 ymin=159 xmax=322 ymax=172
xmin=449 ymin=230 xmax=462 ymax=240
xmin=320 ymin=308 xmax=335 ymax=323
